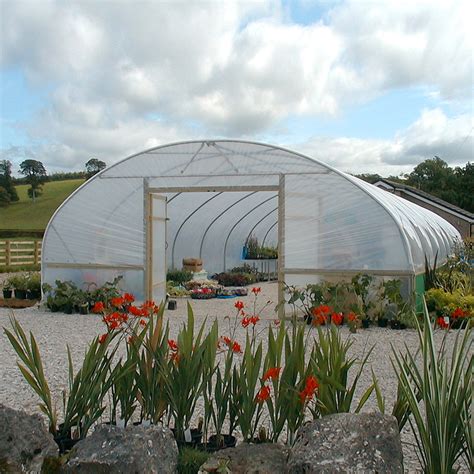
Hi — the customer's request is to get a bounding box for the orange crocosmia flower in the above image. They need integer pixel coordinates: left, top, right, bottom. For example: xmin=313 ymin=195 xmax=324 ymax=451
xmin=98 ymin=334 xmax=107 ymax=344
xmin=437 ymin=317 xmax=449 ymax=329
xmin=256 ymin=385 xmax=271 ymax=403
xmin=331 ymin=312 xmax=343 ymax=326
xmin=250 ymin=316 xmax=260 ymax=325
xmin=111 ymin=296 xmax=125 ymax=307
xmin=263 ymin=367 xmax=281 ymax=382
xmin=234 ymin=300 xmax=244 ymax=310
xmin=139 ymin=319 xmax=147 ymax=326
xmin=231 ymin=341 xmax=242 ymax=353
xmin=92 ymin=301 xmax=105 ymax=313
xmin=129 ymin=305 xmax=142 ymax=317
xmin=299 ymin=375 xmax=319 ymax=403
xmin=222 ymin=336 xmax=232 ymax=346
xmin=451 ymin=307 xmax=466 ymax=319
xmin=312 ymin=314 xmax=326 ymax=326
xmin=347 ymin=312 xmax=358 ymax=322
xmin=123 ymin=293 xmax=135 ymax=303
xmin=168 ymin=339 xmax=178 ymax=352
xmin=241 ymin=317 xmax=250 ymax=328
xmin=251 ymin=287 xmax=261 ymax=294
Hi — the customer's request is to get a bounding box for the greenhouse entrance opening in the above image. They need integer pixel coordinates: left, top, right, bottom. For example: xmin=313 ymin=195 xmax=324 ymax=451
xmin=145 ymin=183 xmax=282 ymax=311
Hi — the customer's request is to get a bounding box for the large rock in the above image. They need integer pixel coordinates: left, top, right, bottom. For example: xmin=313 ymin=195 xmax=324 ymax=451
xmin=288 ymin=413 xmax=403 ymax=473
xmin=199 ymin=443 xmax=289 ymax=474
xmin=0 ymin=403 xmax=59 ymax=472
xmin=63 ymin=424 xmax=178 ymax=473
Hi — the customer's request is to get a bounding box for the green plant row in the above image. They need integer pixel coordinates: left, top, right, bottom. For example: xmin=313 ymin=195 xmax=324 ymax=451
xmin=5 ymin=295 xmax=472 ymax=472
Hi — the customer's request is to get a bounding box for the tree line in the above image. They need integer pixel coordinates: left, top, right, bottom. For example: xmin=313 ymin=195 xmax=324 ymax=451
xmin=0 ymin=158 xmax=106 ymax=206
xmin=356 ymin=157 xmax=473 ymax=213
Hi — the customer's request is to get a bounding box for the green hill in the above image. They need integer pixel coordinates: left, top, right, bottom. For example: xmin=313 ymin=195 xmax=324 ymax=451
xmin=0 ymin=179 xmax=85 ymax=232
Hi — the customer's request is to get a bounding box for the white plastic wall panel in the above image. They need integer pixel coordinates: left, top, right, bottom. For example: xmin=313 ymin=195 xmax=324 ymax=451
xmin=43 ymin=177 xmax=144 ymax=266
xmin=284 ymin=173 xmax=409 ymax=271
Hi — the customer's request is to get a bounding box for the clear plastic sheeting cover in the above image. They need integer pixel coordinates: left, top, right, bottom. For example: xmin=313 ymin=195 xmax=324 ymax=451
xmin=42 ymin=140 xmax=461 ymax=299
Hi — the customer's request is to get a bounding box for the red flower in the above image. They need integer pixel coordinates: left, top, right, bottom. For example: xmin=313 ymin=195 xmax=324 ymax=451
xmin=111 ymin=296 xmax=125 ymax=308
xmin=222 ymin=336 xmax=232 ymax=346
xmin=312 ymin=313 xmax=327 ymax=326
xmin=129 ymin=305 xmax=145 ymax=317
xmin=98 ymin=334 xmax=107 ymax=344
xmin=139 ymin=319 xmax=147 ymax=326
xmin=347 ymin=312 xmax=358 ymax=322
xmin=123 ymin=293 xmax=135 ymax=303
xmin=168 ymin=339 xmax=178 ymax=352
xmin=141 ymin=300 xmax=159 ymax=314
xmin=312 ymin=305 xmax=332 ymax=316
xmin=256 ymin=385 xmax=271 ymax=403
xmin=263 ymin=367 xmax=281 ymax=381
xmin=437 ymin=317 xmax=449 ymax=329
xmin=251 ymin=287 xmax=261 ymax=294
xmin=235 ymin=300 xmax=244 ymax=310
xmin=331 ymin=312 xmax=343 ymax=326
xmin=92 ymin=301 xmax=105 ymax=313
xmin=231 ymin=341 xmax=242 ymax=353
xmin=451 ymin=307 xmax=467 ymax=319
xmin=241 ymin=316 xmax=259 ymax=328
xmin=299 ymin=375 xmax=319 ymax=403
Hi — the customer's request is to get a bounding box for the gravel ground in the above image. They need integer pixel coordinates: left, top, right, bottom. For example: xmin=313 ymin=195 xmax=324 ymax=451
xmin=0 ymin=281 xmax=470 ymax=472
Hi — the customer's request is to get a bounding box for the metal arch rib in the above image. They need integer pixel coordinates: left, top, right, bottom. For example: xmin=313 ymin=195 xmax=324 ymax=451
xmin=223 ymin=195 xmax=278 ymax=271
xmin=262 ymin=221 xmax=278 ymax=247
xmin=171 ymin=192 xmax=223 ymax=268
xmin=244 ymin=208 xmax=278 ymax=246
xmin=199 ymin=192 xmax=258 ymax=259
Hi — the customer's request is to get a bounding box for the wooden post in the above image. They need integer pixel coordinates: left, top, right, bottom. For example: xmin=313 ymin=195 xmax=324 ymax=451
xmin=5 ymin=240 xmax=11 ymax=266
xmin=34 ymin=241 xmax=40 ymax=265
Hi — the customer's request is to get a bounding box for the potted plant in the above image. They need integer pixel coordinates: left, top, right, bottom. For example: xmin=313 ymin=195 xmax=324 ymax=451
xmin=2 ymin=280 xmax=13 ymax=299
xmin=9 ymin=274 xmax=28 ymax=299
xmin=26 ymin=273 xmax=42 ymax=300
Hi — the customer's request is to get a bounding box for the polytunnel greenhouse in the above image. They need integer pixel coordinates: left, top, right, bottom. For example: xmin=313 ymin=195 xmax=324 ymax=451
xmin=42 ymin=140 xmax=461 ymax=311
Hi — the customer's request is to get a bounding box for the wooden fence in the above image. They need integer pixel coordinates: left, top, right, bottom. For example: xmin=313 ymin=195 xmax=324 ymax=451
xmin=0 ymin=240 xmax=42 ymax=267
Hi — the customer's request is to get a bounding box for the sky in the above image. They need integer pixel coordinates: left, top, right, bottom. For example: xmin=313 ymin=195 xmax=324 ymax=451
xmin=0 ymin=0 xmax=472 ymax=177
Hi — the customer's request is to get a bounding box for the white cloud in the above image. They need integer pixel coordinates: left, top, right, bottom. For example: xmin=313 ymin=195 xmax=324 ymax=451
xmin=0 ymin=0 xmax=472 ymax=173
xmin=293 ymin=109 xmax=473 ymax=176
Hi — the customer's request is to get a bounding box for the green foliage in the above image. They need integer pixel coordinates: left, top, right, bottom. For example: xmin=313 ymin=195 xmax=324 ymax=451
xmin=42 ymin=276 xmax=123 ymax=313
xmin=0 ymin=160 xmax=19 ymax=202
xmin=4 ymin=315 xmax=57 ymax=433
xmin=244 ymin=235 xmax=278 ymax=259
xmin=0 ymin=185 xmax=11 ymax=207
xmin=85 ymin=158 xmax=106 ymax=179
xmin=167 ymin=269 xmax=194 ymax=285
xmin=214 ymin=272 xmax=256 ymax=287
xmin=7 ymin=273 xmax=29 ymax=290
xmin=310 ymin=325 xmax=375 ymax=417
xmin=19 ymin=159 xmax=48 ymax=202
xmin=177 ymin=447 xmax=209 ymax=474
xmin=391 ymin=301 xmax=473 ymax=473
xmin=160 ymin=304 xmax=218 ymax=442
xmin=425 ymin=288 xmax=474 ymax=318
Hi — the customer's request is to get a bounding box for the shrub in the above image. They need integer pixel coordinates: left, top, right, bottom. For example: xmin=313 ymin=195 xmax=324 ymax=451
xmin=214 ymin=272 xmax=256 ymax=287
xmin=167 ymin=269 xmax=194 ymax=285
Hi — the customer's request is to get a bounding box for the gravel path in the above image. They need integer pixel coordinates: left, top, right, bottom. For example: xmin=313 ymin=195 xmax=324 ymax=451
xmin=0 ymin=282 xmax=470 ymax=472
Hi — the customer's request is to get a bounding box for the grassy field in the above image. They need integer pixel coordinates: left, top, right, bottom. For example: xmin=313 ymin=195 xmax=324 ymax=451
xmin=0 ymin=179 xmax=85 ymax=231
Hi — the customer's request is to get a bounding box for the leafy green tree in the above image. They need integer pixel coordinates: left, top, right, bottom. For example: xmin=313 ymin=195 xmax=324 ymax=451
xmin=0 ymin=160 xmax=19 ymax=202
xmin=19 ymin=159 xmax=48 ymax=202
xmin=85 ymin=158 xmax=106 ymax=179
xmin=0 ymin=186 xmax=11 ymax=207
xmin=406 ymin=156 xmax=455 ymax=192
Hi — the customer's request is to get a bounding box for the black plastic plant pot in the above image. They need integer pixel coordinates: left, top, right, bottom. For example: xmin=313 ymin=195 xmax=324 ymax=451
xmin=172 ymin=428 xmax=203 ymax=447
xmin=2 ymin=289 xmax=13 ymax=299
xmin=377 ymin=318 xmax=388 ymax=328
xmin=79 ymin=304 xmax=89 ymax=315
xmin=54 ymin=436 xmax=80 ymax=454
xmin=206 ymin=434 xmax=237 ymax=451
xmin=361 ymin=320 xmax=370 ymax=329
xmin=450 ymin=319 xmax=467 ymax=330
xmin=390 ymin=320 xmax=401 ymax=330
xmin=14 ymin=289 xmax=27 ymax=300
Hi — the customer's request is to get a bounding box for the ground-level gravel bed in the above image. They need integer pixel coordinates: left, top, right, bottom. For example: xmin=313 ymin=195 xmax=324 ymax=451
xmin=0 ymin=282 xmax=470 ymax=472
